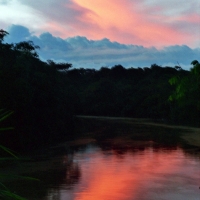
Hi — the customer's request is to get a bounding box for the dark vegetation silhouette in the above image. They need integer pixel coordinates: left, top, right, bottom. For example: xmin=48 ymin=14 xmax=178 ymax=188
xmin=0 ymin=29 xmax=199 ymax=152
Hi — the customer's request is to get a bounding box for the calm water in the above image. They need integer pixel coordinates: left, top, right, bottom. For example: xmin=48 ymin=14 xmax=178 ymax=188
xmin=10 ymin=142 xmax=198 ymax=200
xmin=0 ymin=118 xmax=200 ymax=200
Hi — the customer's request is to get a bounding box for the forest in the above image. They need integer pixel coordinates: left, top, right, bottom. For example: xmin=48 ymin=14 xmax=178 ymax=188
xmin=0 ymin=29 xmax=200 ymax=152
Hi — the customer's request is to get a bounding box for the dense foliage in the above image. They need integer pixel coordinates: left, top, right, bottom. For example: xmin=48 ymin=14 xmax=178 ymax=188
xmin=67 ymin=63 xmax=199 ymax=127
xmin=0 ymin=30 xmax=199 ymax=151
xmin=0 ymin=30 xmax=75 ymax=151
xmin=168 ymin=60 xmax=200 ymax=126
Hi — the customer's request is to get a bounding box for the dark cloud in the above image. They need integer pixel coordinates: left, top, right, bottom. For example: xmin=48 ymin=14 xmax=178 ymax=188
xmin=4 ymin=25 xmax=199 ymax=70
xmin=66 ymin=37 xmax=128 ymax=49
xmin=6 ymin=25 xmax=31 ymax=43
xmin=39 ymin=32 xmax=72 ymax=51
xmin=0 ymin=0 xmax=11 ymax=5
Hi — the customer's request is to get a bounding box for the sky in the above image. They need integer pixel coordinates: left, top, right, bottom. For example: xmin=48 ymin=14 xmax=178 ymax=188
xmin=0 ymin=0 xmax=200 ymax=70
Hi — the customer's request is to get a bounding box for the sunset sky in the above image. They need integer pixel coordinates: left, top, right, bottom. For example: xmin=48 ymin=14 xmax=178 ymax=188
xmin=0 ymin=0 xmax=200 ymax=69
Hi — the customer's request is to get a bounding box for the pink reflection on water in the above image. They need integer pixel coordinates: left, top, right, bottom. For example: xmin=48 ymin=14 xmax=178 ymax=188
xmin=57 ymin=147 xmax=200 ymax=200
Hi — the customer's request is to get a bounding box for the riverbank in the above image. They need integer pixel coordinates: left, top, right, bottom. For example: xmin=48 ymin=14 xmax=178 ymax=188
xmin=76 ymin=116 xmax=200 ymax=148
xmin=140 ymin=121 xmax=200 ymax=149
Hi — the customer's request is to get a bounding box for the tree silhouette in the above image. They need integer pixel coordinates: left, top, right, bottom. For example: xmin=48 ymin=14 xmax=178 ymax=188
xmin=0 ymin=29 xmax=8 ymax=42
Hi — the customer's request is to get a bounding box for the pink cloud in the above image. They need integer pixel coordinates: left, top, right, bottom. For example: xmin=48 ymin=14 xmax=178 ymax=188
xmin=3 ymin=0 xmax=199 ymax=48
xmin=60 ymin=0 xmax=196 ymax=47
xmin=180 ymin=13 xmax=200 ymax=24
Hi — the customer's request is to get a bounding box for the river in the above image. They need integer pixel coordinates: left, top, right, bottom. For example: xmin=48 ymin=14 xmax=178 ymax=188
xmin=2 ymin=118 xmax=200 ymax=200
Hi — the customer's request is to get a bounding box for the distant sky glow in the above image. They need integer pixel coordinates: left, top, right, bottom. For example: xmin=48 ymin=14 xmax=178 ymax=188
xmin=0 ymin=0 xmax=200 ymax=69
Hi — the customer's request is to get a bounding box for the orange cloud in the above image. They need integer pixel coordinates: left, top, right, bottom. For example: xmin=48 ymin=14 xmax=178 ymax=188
xmin=70 ymin=0 xmax=193 ymax=47
xmin=9 ymin=0 xmax=197 ymax=48
xmin=16 ymin=0 xmax=198 ymax=48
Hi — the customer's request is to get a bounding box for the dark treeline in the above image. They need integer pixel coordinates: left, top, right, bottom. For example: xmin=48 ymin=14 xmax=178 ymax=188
xmin=67 ymin=63 xmax=199 ymax=127
xmin=0 ymin=30 xmax=199 ymax=151
xmin=69 ymin=65 xmax=184 ymax=118
xmin=0 ymin=30 xmax=75 ymax=151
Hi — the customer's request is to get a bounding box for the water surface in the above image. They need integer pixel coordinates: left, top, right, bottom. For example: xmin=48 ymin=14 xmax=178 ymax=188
xmin=2 ymin=120 xmax=200 ymax=200
xmin=35 ymin=143 xmax=200 ymax=200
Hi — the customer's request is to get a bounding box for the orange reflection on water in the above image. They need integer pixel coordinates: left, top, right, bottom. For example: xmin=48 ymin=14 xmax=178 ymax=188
xmin=73 ymin=148 xmax=190 ymax=200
